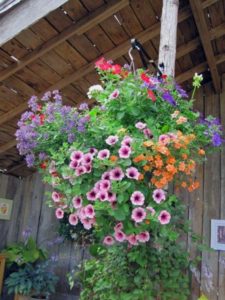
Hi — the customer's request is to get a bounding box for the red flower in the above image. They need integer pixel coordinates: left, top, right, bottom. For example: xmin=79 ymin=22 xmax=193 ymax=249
xmin=141 ymin=72 xmax=151 ymax=84
xmin=51 ymin=171 xmax=59 ymax=177
xmin=147 ymin=89 xmax=156 ymax=102
xmin=40 ymin=114 xmax=45 ymax=125
xmin=40 ymin=162 xmax=47 ymax=169
xmin=162 ymin=74 xmax=167 ymax=80
xmin=111 ymin=64 xmax=121 ymax=74
xmin=37 ymin=104 xmax=42 ymax=111
xmin=95 ymin=57 xmax=112 ymax=71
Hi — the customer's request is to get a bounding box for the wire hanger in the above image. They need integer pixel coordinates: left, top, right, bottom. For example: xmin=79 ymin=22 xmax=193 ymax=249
xmin=129 ymin=38 xmax=163 ymax=78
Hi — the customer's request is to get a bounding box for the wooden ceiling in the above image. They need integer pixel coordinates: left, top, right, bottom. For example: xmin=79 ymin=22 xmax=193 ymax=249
xmin=0 ymin=0 xmax=224 ymax=177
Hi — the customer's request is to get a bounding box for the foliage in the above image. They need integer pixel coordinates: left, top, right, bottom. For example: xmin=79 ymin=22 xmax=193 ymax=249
xmin=5 ymin=260 xmax=59 ymax=297
xmin=3 ymin=236 xmax=47 ymax=267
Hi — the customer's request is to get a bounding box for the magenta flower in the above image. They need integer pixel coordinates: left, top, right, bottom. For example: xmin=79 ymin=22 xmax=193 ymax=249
xmin=78 ymin=207 xmax=86 ymax=219
xmin=69 ymin=160 xmax=79 ymax=169
xmin=105 ymin=135 xmax=119 ymax=145
xmin=75 ymin=166 xmax=86 ymax=176
xmin=89 ymin=147 xmax=98 ymax=156
xmin=158 ymin=210 xmax=171 ymax=225
xmin=72 ymin=196 xmax=83 ymax=209
xmin=84 ymin=164 xmax=92 ymax=173
xmin=143 ymin=128 xmax=153 ymax=139
xmin=107 ymin=191 xmax=117 ymax=202
xmin=86 ymin=189 xmax=98 ymax=201
xmin=103 ymin=236 xmax=115 ymax=245
xmin=97 ymin=149 xmax=110 ymax=160
xmin=70 ymin=150 xmax=83 ymax=162
xmin=126 ymin=167 xmax=140 ymax=180
xmin=118 ymin=145 xmax=131 ymax=158
xmin=137 ymin=231 xmax=150 ymax=243
xmin=153 ymin=189 xmax=166 ymax=204
xmin=114 ymin=222 xmax=123 ymax=232
xmin=101 ymin=171 xmax=111 ymax=181
xmin=81 ymin=218 xmax=94 ymax=230
xmin=146 ymin=206 xmax=156 ymax=216
xmin=69 ymin=213 xmax=78 ymax=226
xmin=84 ymin=204 xmax=95 ymax=218
xmin=135 ymin=122 xmax=146 ymax=130
xmin=114 ymin=230 xmax=126 ymax=242
xmin=121 ymin=136 xmax=133 ymax=147
xmin=131 ymin=207 xmax=146 ymax=223
xmin=109 ymin=89 xmax=120 ymax=99
xmin=130 ymin=191 xmax=145 ymax=206
xmin=110 ymin=167 xmax=124 ymax=181
xmin=159 ymin=134 xmax=170 ymax=145
xmin=52 ymin=191 xmax=61 ymax=202
xmin=94 ymin=181 xmax=101 ymax=191
xmin=127 ymin=234 xmax=138 ymax=245
xmin=97 ymin=190 xmax=108 ymax=202
xmin=55 ymin=208 xmax=64 ymax=219
xmin=99 ymin=180 xmax=111 ymax=191
xmin=82 ymin=153 xmax=93 ymax=165
xmin=111 ymin=200 xmax=117 ymax=209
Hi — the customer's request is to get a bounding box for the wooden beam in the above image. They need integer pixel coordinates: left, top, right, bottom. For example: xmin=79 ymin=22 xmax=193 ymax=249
xmin=176 ymin=37 xmax=201 ymax=59
xmin=202 ymin=0 xmax=219 ymax=9
xmin=0 ymin=0 xmax=69 ymax=46
xmin=189 ymin=0 xmax=221 ymax=93
xmin=0 ymin=140 xmax=17 ymax=155
xmin=209 ymin=23 xmax=225 ymax=41
xmin=0 ymin=0 xmax=129 ymax=82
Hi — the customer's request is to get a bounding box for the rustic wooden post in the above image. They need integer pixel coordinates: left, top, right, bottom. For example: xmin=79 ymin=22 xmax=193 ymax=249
xmin=158 ymin=0 xmax=179 ymax=76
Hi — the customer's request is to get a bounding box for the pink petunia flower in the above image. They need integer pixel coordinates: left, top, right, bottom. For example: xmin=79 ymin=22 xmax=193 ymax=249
xmin=127 ymin=234 xmax=138 ymax=245
xmin=131 ymin=207 xmax=146 ymax=223
xmin=97 ymin=190 xmax=108 ymax=202
xmin=78 ymin=207 xmax=86 ymax=219
xmin=55 ymin=208 xmax=64 ymax=219
xmin=135 ymin=122 xmax=147 ymax=130
xmin=101 ymin=171 xmax=111 ymax=181
xmin=84 ymin=204 xmax=95 ymax=218
xmin=82 ymin=153 xmax=93 ymax=165
xmin=107 ymin=191 xmax=117 ymax=202
xmin=84 ymin=164 xmax=92 ymax=173
xmin=143 ymin=128 xmax=153 ymax=139
xmin=89 ymin=148 xmax=98 ymax=156
xmin=137 ymin=231 xmax=150 ymax=243
xmin=86 ymin=189 xmax=98 ymax=201
xmin=81 ymin=218 xmax=94 ymax=230
xmin=103 ymin=236 xmax=115 ymax=245
xmin=111 ymin=200 xmax=117 ymax=209
xmin=146 ymin=206 xmax=156 ymax=216
xmin=114 ymin=222 xmax=123 ymax=232
xmin=130 ymin=191 xmax=145 ymax=206
xmin=97 ymin=149 xmax=110 ymax=160
xmin=76 ymin=166 xmax=86 ymax=176
xmin=114 ymin=230 xmax=126 ymax=242
xmin=109 ymin=89 xmax=120 ymax=100
xmin=70 ymin=151 xmax=83 ymax=162
xmin=118 ymin=145 xmax=132 ymax=158
xmin=52 ymin=191 xmax=61 ymax=202
xmin=69 ymin=160 xmax=79 ymax=169
xmin=158 ymin=210 xmax=171 ymax=225
xmin=121 ymin=136 xmax=133 ymax=147
xmin=99 ymin=180 xmax=111 ymax=191
xmin=72 ymin=196 xmax=83 ymax=209
xmin=69 ymin=213 xmax=78 ymax=226
xmin=105 ymin=135 xmax=119 ymax=146
xmin=126 ymin=167 xmax=140 ymax=180
xmin=159 ymin=134 xmax=170 ymax=145
xmin=153 ymin=189 xmax=166 ymax=204
xmin=110 ymin=167 xmax=124 ymax=181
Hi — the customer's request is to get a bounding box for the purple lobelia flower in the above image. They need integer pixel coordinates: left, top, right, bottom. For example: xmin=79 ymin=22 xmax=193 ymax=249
xmin=25 ymin=153 xmax=35 ymax=167
xmin=175 ymin=84 xmax=188 ymax=98
xmin=162 ymin=91 xmax=176 ymax=106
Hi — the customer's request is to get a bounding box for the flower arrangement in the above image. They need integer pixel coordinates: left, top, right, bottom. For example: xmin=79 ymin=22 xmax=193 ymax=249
xmin=16 ymin=57 xmax=223 ymax=298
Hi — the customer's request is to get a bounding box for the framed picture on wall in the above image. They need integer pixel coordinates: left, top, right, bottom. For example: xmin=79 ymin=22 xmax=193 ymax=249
xmin=0 ymin=198 xmax=13 ymax=220
xmin=211 ymin=219 xmax=225 ymax=251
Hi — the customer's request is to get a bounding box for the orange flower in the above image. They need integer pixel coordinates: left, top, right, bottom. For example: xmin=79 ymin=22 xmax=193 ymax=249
xmin=155 ymin=159 xmax=163 ymax=169
xmin=178 ymin=162 xmax=186 ymax=172
xmin=143 ymin=165 xmax=151 ymax=171
xmin=188 ymin=180 xmax=200 ymax=192
xmin=143 ymin=140 xmax=154 ymax=147
xmin=146 ymin=155 xmax=153 ymax=162
xmin=167 ymin=156 xmax=176 ymax=164
xmin=182 ymin=153 xmax=188 ymax=160
xmin=138 ymin=173 xmax=144 ymax=181
xmin=166 ymin=164 xmax=177 ymax=174
xmin=176 ymin=116 xmax=187 ymax=124
xmin=153 ymin=169 xmax=162 ymax=176
xmin=198 ymin=149 xmax=205 ymax=156
xmin=181 ymin=181 xmax=187 ymax=188
xmin=133 ymin=154 xmax=145 ymax=163
xmin=110 ymin=155 xmax=118 ymax=162
xmin=145 ymin=219 xmax=150 ymax=225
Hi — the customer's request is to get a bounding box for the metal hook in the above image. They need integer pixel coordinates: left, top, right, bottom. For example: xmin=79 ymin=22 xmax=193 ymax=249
xmin=128 ymin=47 xmax=136 ymax=75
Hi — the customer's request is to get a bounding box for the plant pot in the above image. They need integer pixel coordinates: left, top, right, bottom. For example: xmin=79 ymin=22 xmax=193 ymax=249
xmin=14 ymin=294 xmax=30 ymax=300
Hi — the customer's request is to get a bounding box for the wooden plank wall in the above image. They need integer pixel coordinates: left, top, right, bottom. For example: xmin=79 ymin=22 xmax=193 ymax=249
xmin=0 ymin=77 xmax=225 ymax=299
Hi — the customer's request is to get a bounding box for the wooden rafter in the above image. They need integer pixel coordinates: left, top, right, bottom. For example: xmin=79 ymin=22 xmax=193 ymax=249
xmin=189 ymin=0 xmax=221 ymax=93
xmin=0 ymin=139 xmax=17 ymax=155
xmin=0 ymin=0 xmax=129 ymax=82
xmin=0 ymin=0 xmax=69 ymax=46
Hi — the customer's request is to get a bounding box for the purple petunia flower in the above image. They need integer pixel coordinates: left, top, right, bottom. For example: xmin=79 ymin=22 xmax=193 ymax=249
xmin=212 ymin=132 xmax=222 ymax=147
xmin=110 ymin=167 xmax=124 ymax=181
xmin=175 ymin=84 xmax=188 ymax=98
xmin=126 ymin=167 xmax=140 ymax=180
xmin=97 ymin=149 xmax=110 ymax=160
